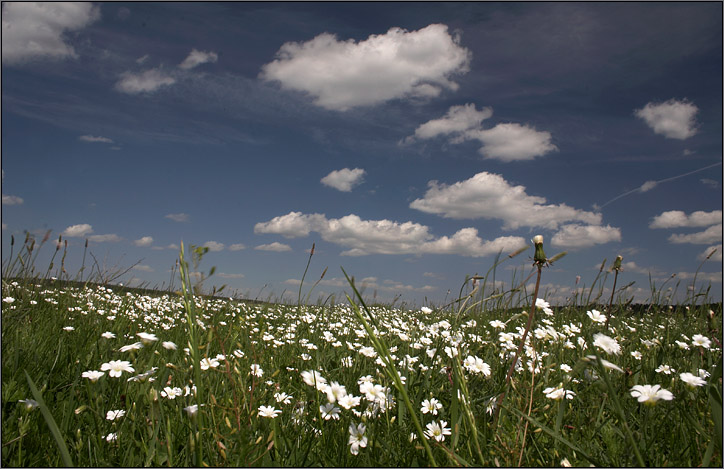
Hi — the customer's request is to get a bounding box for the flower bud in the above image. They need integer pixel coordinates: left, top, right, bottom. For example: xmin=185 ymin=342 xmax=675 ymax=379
xmin=532 ymin=235 xmax=546 ymax=264
xmin=613 ymin=255 xmax=623 ymax=271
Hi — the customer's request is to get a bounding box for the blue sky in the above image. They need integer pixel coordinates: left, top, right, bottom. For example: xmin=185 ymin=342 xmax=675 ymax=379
xmin=2 ymin=2 xmax=722 ymax=306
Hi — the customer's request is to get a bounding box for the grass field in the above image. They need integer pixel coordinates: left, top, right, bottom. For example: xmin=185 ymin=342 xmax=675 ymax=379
xmin=1 ymin=240 xmax=721 ymax=467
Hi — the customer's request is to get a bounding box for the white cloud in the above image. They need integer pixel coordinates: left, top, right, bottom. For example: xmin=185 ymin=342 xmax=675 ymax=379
xmin=217 ymin=272 xmax=245 ymax=279
xmin=255 ymin=242 xmax=292 ymax=252
xmin=165 ymin=213 xmax=189 ymax=223
xmin=259 ymin=24 xmax=471 ymax=111
xmin=2 ymin=194 xmax=23 ymax=205
xmin=134 ymin=236 xmax=153 ymax=247
xmin=408 ymin=103 xmax=493 ymax=141
xmin=668 ymin=224 xmax=722 ymax=245
xmin=1 ymin=2 xmax=100 ymax=64
xmin=79 ymin=135 xmax=114 ymax=144
xmin=639 ymin=181 xmax=658 ymax=192
xmin=62 ymin=223 xmax=93 ymax=237
xmin=254 ymin=211 xmax=527 ymax=257
xmin=635 ymin=99 xmax=699 ymax=139
xmin=404 ymin=104 xmax=557 ymax=161
xmin=409 ymin=171 xmax=601 ymax=230
xmin=203 ymin=241 xmax=225 ymax=252
xmin=228 ymin=243 xmax=246 ymax=251
xmin=551 ymin=224 xmax=622 ymax=248
xmin=179 ymin=49 xmax=218 ymax=70
xmin=698 ymin=245 xmax=722 ymax=262
xmin=88 ymin=234 xmax=121 ymax=243
xmin=132 ymin=264 xmax=154 ymax=272
xmin=649 ymin=210 xmax=722 ymax=229
xmin=115 ymin=68 xmax=176 ymax=94
xmin=320 ymin=168 xmax=366 ymax=192
xmin=468 ymin=123 xmax=557 ymax=161
xmin=285 ymin=276 xmax=434 ymax=293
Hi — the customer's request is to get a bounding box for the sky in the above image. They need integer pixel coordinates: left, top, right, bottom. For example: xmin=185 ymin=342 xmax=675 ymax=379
xmin=1 ymin=2 xmax=722 ymax=307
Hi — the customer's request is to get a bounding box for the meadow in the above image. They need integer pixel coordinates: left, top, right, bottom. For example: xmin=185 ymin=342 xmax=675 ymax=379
xmin=1 ymin=236 xmax=721 ymax=467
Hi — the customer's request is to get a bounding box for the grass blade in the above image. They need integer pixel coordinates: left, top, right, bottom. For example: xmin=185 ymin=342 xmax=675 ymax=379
xmin=24 ymin=371 xmax=74 ymax=467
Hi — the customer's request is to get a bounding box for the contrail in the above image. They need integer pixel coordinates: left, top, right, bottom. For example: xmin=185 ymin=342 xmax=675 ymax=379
xmin=596 ymin=161 xmax=722 ymax=210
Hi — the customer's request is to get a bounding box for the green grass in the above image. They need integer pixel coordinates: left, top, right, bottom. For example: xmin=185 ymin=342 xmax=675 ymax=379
xmin=1 ymin=243 xmax=722 ymax=467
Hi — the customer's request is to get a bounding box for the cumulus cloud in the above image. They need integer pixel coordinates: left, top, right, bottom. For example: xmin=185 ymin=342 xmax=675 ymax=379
xmin=635 ymin=99 xmax=699 ymax=139
xmin=79 ymin=135 xmax=114 ymax=144
xmin=402 ymin=103 xmax=558 ymax=162
xmin=179 ymin=49 xmax=218 ymax=70
xmin=404 ymin=104 xmax=557 ymax=161
xmin=203 ymin=241 xmax=225 ymax=252
xmin=255 ymin=242 xmax=292 ymax=252
xmin=259 ymin=24 xmax=471 ymax=111
xmin=409 ymin=171 xmax=601 ymax=230
xmin=649 ymin=210 xmax=722 ymax=229
xmin=254 ymin=211 xmax=527 ymax=257
xmin=2 ymin=194 xmax=23 ymax=205
xmin=286 ymin=276 xmax=434 ymax=293
xmin=407 ymin=103 xmax=493 ymax=141
xmin=699 ymin=245 xmax=722 ymax=262
xmin=228 ymin=243 xmax=246 ymax=251
xmin=134 ymin=236 xmax=153 ymax=247
xmin=62 ymin=223 xmax=93 ymax=237
xmin=320 ymin=168 xmax=366 ymax=192
xmin=668 ymin=224 xmax=722 ymax=245
xmin=132 ymin=264 xmax=154 ymax=272
xmin=217 ymin=272 xmax=245 ymax=279
xmin=165 ymin=213 xmax=189 ymax=223
xmin=1 ymin=2 xmax=100 ymax=64
xmin=550 ymin=224 xmax=621 ymax=248
xmin=115 ymin=68 xmax=176 ymax=94
xmin=88 ymin=234 xmax=122 ymax=243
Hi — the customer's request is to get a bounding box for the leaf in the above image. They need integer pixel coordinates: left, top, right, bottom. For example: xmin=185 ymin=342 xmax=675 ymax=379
xmin=24 ymin=371 xmax=74 ymax=467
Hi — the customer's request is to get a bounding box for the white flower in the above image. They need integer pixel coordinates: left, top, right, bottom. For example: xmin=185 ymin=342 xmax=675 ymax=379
xmin=420 ymin=398 xmax=443 ymax=415
xmin=424 ymin=420 xmax=451 ymax=442
xmin=119 ymin=342 xmax=144 ymax=352
xmin=233 ymin=349 xmax=245 ymax=358
xmin=137 ymin=332 xmax=158 ymax=345
xmin=162 ymin=341 xmax=177 ymax=350
xmin=200 ymin=357 xmax=220 ymax=370
xmin=101 ymin=360 xmax=135 ymax=378
xmin=593 ymin=333 xmax=621 ymax=355
xmin=19 ymin=399 xmax=39 ymax=411
xmin=337 ymin=394 xmax=361 ymax=410
xmin=489 ymin=319 xmax=506 ymax=329
xmin=630 ymin=351 xmax=642 ymax=360
xmin=320 ymin=403 xmax=341 ymax=420
xmin=63 ymin=326 xmax=74 ymax=331
xmin=184 ymin=404 xmax=199 ymax=417
xmin=420 ymin=306 xmax=433 ymax=314
xmin=82 ymin=370 xmax=104 ymax=382
xmin=692 ymin=334 xmax=711 ymax=349
xmin=680 ymin=372 xmax=707 ymax=388
xmin=258 ymin=405 xmax=282 ymax=418
xmin=586 ymin=309 xmax=607 ymax=324
xmin=101 ymin=331 xmax=116 ymax=339
xmin=326 ymin=381 xmax=347 ymax=403
xmin=630 ymin=384 xmax=674 ymax=405
xmin=560 ymin=364 xmax=573 ymax=373
xmin=301 ymin=370 xmax=327 ymax=390
xmin=348 ymin=423 xmax=368 ymax=455
xmin=535 ymin=298 xmax=553 ymax=316
xmin=463 ymin=356 xmax=491 ymax=376
xmin=250 ymin=364 xmax=264 ymax=377
xmin=104 ymin=432 xmax=118 ymax=443
xmin=274 ymin=392 xmax=293 ymax=405
xmin=106 ymin=409 xmax=126 ymax=421
xmin=543 ymin=386 xmax=576 ymax=400
xmin=655 ymin=364 xmax=675 ymax=375
xmin=161 ymin=387 xmax=183 ymax=399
